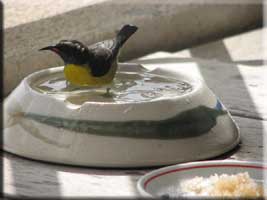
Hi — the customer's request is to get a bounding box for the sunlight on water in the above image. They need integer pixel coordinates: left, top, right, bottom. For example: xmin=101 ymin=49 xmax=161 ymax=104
xmin=31 ymin=72 xmax=192 ymax=104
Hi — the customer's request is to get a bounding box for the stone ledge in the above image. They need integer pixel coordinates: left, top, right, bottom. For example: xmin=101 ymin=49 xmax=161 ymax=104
xmin=4 ymin=0 xmax=262 ymax=95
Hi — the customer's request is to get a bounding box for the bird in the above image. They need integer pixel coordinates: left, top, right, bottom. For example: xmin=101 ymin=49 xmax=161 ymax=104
xmin=39 ymin=24 xmax=138 ymax=94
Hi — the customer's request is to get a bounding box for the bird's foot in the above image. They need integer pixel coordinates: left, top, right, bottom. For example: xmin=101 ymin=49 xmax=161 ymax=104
xmin=103 ymin=88 xmax=113 ymax=98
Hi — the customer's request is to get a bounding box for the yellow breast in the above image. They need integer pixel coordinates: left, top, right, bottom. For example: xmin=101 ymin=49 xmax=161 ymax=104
xmin=63 ymin=64 xmax=117 ymax=86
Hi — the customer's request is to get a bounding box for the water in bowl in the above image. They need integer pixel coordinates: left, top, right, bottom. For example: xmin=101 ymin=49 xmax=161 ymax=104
xmin=31 ymin=72 xmax=192 ymax=104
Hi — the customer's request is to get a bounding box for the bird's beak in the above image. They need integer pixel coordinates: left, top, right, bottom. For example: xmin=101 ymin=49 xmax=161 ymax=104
xmin=39 ymin=46 xmax=55 ymax=51
xmin=39 ymin=46 xmax=61 ymax=55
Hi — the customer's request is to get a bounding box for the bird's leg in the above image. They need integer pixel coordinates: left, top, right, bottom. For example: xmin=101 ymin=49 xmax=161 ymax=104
xmin=106 ymin=87 xmax=111 ymax=96
xmin=102 ymin=87 xmax=113 ymax=98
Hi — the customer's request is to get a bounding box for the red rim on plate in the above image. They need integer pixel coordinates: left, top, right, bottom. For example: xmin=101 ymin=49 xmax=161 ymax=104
xmin=137 ymin=160 xmax=266 ymax=197
xmin=144 ymin=163 xmax=267 ymax=189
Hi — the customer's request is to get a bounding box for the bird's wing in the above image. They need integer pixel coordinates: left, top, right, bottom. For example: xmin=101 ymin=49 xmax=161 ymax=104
xmin=88 ymin=46 xmax=114 ymax=77
xmin=86 ymin=39 xmax=118 ymax=77
xmin=86 ymin=39 xmax=121 ymax=77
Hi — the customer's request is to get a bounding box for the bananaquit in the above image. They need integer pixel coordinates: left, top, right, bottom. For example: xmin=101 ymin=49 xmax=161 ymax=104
xmin=40 ymin=24 xmax=138 ymax=90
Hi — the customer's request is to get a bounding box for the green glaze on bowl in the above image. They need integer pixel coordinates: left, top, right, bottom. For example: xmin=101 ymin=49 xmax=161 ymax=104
xmin=23 ymin=101 xmax=227 ymax=139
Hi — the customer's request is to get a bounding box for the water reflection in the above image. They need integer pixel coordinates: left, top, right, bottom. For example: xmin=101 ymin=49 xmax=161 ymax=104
xmin=31 ymin=71 xmax=193 ymax=104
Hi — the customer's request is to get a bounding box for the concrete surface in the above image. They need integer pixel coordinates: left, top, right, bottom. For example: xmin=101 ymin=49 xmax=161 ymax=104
xmin=4 ymin=0 xmax=107 ymax=28
xmin=3 ymin=0 xmax=263 ymax=96
xmin=133 ymin=27 xmax=266 ymax=119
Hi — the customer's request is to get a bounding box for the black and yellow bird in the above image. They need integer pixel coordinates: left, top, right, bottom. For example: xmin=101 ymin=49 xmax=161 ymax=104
xmin=40 ymin=24 xmax=138 ymax=89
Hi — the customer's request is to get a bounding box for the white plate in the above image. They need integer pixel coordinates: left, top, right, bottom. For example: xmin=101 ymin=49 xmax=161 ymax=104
xmin=137 ymin=160 xmax=266 ymax=197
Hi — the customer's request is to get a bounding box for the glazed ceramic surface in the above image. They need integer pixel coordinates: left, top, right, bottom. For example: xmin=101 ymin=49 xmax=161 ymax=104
xmin=3 ymin=63 xmax=240 ymax=167
xmin=137 ymin=160 xmax=266 ymax=197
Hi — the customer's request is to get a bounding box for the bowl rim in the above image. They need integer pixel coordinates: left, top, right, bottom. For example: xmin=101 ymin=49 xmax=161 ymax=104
xmin=23 ymin=62 xmax=204 ymax=106
xmin=137 ymin=160 xmax=267 ymax=197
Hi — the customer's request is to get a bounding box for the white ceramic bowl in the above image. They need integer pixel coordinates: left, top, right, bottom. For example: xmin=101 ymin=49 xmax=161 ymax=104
xmin=137 ymin=160 xmax=266 ymax=197
xmin=3 ymin=63 xmax=240 ymax=167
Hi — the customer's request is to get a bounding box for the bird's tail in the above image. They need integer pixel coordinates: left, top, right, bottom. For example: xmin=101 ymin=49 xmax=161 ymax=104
xmin=116 ymin=24 xmax=138 ymax=48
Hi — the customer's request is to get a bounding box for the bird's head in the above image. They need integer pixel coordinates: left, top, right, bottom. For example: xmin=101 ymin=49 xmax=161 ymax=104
xmin=39 ymin=40 xmax=90 ymax=65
